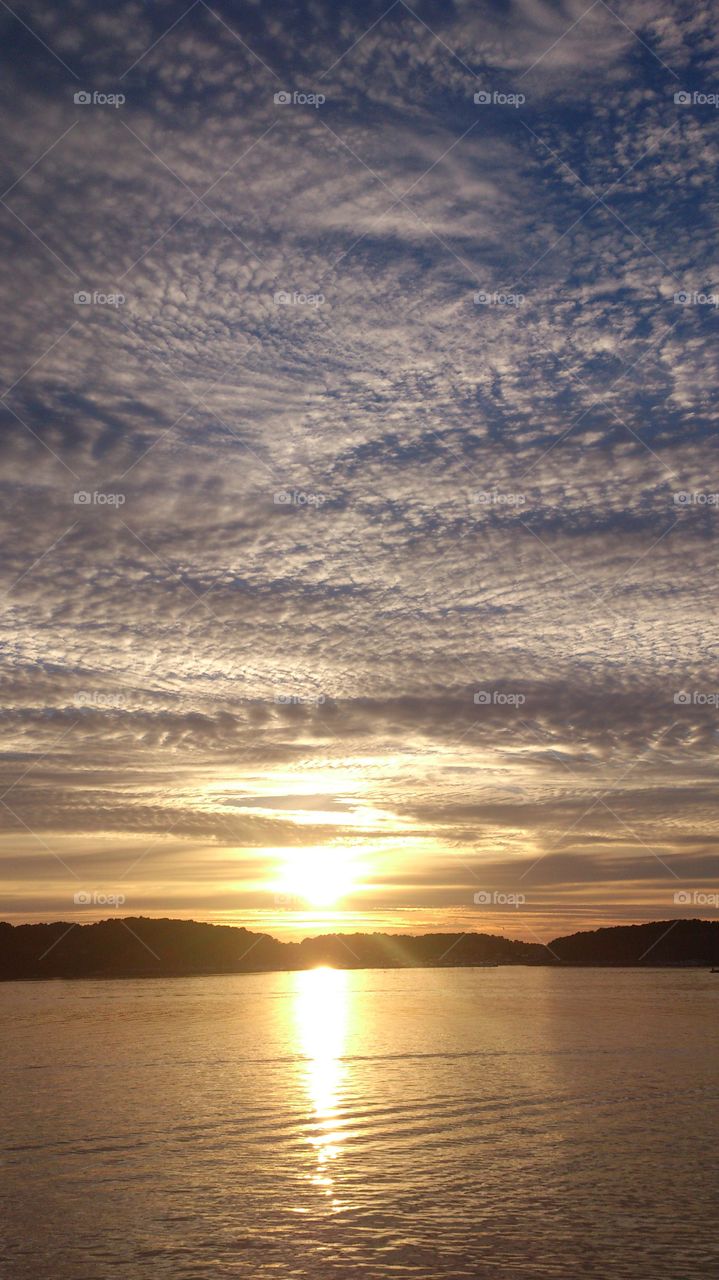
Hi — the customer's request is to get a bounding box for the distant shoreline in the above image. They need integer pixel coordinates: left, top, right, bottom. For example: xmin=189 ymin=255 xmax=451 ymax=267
xmin=2 ymin=961 xmax=717 ymax=985
xmin=2 ymin=917 xmax=718 ymax=981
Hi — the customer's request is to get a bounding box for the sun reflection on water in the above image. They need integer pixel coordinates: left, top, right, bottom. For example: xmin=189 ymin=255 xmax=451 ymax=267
xmin=293 ymin=966 xmax=349 ymax=1207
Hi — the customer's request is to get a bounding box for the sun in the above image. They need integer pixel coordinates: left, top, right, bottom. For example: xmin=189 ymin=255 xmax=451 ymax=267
xmin=278 ymin=847 xmax=357 ymax=907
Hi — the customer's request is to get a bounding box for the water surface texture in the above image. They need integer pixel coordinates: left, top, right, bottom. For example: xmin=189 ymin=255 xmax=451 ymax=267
xmin=2 ymin=967 xmax=717 ymax=1278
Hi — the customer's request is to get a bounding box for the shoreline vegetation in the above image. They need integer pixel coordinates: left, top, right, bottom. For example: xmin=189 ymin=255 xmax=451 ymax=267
xmin=1 ymin=917 xmax=718 ymax=980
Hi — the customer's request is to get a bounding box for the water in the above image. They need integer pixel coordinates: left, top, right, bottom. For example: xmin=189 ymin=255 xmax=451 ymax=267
xmin=1 ymin=967 xmax=717 ymax=1278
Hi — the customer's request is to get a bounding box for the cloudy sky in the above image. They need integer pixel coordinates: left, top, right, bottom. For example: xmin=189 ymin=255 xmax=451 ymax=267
xmin=1 ymin=0 xmax=718 ymax=943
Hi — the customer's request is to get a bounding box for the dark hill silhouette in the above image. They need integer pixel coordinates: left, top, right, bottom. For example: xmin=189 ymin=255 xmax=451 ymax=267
xmin=0 ymin=918 xmax=544 ymax=979
xmin=550 ymin=918 xmax=719 ymax=966
xmin=1 ymin=917 xmax=718 ymax=979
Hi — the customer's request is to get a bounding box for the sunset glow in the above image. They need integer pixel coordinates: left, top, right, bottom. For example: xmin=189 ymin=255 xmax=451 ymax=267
xmin=1 ymin=0 xmax=717 ymax=947
xmin=2 ymin=3 xmax=716 ymax=1277
xmin=277 ymin=847 xmax=361 ymax=908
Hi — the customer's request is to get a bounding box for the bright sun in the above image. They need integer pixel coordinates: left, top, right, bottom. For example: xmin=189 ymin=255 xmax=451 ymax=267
xmin=278 ymin=848 xmax=357 ymax=907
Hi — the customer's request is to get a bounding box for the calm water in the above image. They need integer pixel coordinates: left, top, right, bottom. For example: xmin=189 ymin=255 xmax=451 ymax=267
xmin=1 ymin=967 xmax=717 ymax=1278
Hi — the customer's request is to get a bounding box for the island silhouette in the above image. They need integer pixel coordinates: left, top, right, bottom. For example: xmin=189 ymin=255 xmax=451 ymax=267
xmin=1 ymin=917 xmax=717 ymax=979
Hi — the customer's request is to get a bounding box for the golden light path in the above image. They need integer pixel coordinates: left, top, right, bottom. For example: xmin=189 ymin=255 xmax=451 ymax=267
xmin=294 ymin=967 xmax=349 ymax=1206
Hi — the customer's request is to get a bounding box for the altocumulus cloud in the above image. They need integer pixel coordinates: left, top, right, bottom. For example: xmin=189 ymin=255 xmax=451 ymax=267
xmin=0 ymin=0 xmax=718 ymax=934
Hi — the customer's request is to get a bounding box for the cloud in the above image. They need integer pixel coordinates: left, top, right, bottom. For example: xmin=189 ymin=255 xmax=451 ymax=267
xmin=1 ymin=0 xmax=718 ymax=935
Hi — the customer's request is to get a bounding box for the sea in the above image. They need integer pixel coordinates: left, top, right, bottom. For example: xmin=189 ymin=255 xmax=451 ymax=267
xmin=1 ymin=966 xmax=717 ymax=1278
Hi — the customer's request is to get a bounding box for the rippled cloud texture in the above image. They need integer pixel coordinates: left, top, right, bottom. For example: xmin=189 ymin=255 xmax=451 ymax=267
xmin=1 ymin=0 xmax=718 ymax=939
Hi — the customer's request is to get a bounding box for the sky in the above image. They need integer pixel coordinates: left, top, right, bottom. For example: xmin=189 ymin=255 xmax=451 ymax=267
xmin=1 ymin=0 xmax=718 ymax=944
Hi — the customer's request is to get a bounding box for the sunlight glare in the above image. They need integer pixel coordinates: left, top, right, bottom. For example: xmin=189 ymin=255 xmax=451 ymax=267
xmin=294 ymin=966 xmax=349 ymax=1205
xmin=278 ymin=847 xmax=357 ymax=907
